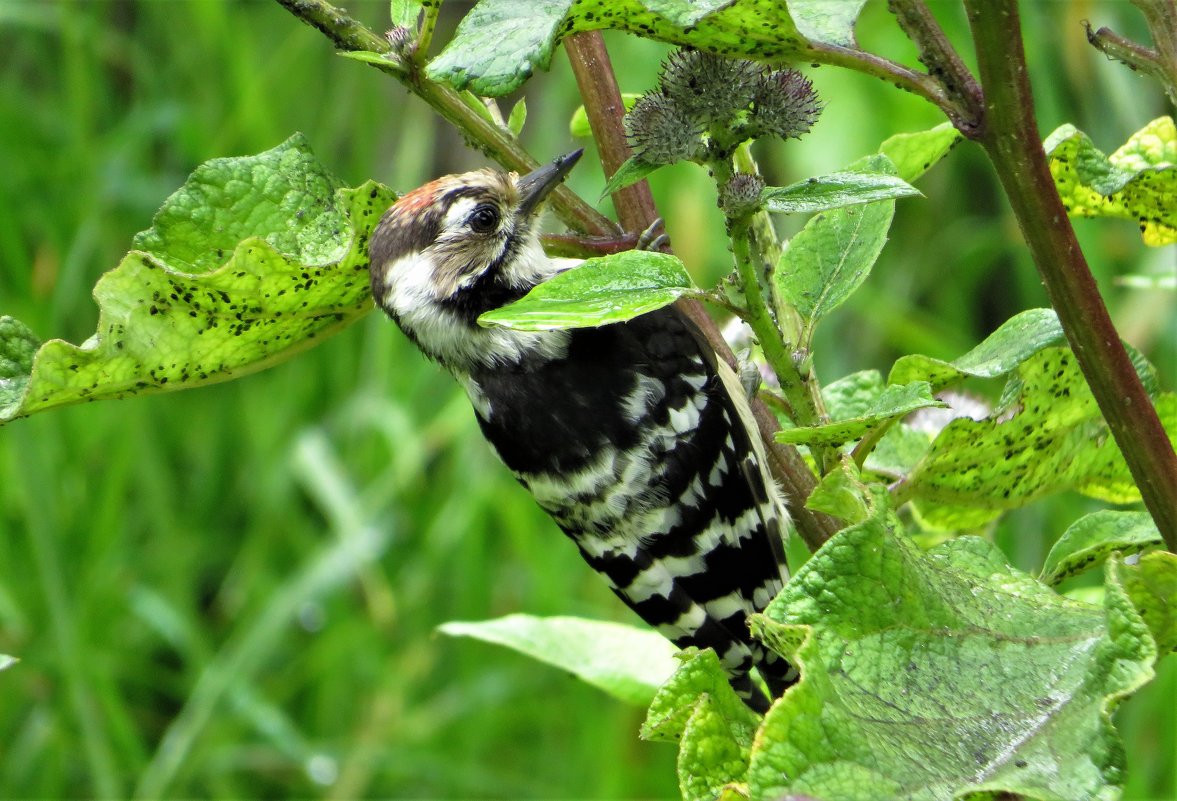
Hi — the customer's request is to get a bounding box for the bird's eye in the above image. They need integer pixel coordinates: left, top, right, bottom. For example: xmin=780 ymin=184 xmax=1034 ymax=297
xmin=469 ymin=204 xmax=500 ymax=233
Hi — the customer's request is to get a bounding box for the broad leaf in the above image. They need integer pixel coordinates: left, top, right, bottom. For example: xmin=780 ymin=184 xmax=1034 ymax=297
xmin=1114 ymin=551 xmax=1177 ymax=654
xmin=889 ymin=308 xmax=1064 ymax=390
xmin=904 ymin=349 xmax=1177 ymax=530
xmin=479 ymin=250 xmax=696 ymax=331
xmin=760 ymin=170 xmax=920 ymax=215
xmin=1 ymin=135 xmax=394 ymax=425
xmin=786 ymin=0 xmax=866 ymax=47
xmin=1041 ymin=511 xmax=1162 ymax=586
xmin=775 ymin=380 xmax=943 ymax=447
xmin=438 ymin=614 xmax=679 ymax=706
xmin=1044 ymin=116 xmax=1177 ymax=246
xmin=745 ymin=502 xmax=1157 ymax=801
xmin=427 ymin=0 xmax=810 ymax=97
xmin=0 ymin=317 xmax=40 ymax=414
xmin=878 ymin=122 xmax=962 ymax=183
xmin=678 ymin=694 xmax=754 ymax=801
xmin=642 ymin=648 xmax=760 ymax=742
xmin=775 ymin=154 xmax=898 ymax=346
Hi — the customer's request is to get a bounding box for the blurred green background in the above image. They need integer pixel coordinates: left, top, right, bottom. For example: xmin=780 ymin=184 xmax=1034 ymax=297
xmin=0 ymin=0 xmax=1173 ymax=798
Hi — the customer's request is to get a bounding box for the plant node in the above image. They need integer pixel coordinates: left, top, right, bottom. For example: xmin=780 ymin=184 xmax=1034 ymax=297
xmin=721 ymin=172 xmax=765 ymax=218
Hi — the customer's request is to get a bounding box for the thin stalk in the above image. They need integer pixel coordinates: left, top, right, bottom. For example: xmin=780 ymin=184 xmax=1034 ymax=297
xmin=794 ymin=41 xmax=981 ymax=136
xmin=965 ymin=0 xmax=1177 ymax=552
xmin=274 ymin=0 xmax=618 ymax=238
xmin=887 ymin=0 xmax=983 ymax=127
xmin=1085 ymin=20 xmax=1177 ymax=107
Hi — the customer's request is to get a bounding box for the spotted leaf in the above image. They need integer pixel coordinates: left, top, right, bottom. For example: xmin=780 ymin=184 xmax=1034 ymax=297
xmin=0 ymin=135 xmax=396 ymax=425
xmin=1044 ymin=116 xmax=1177 ymax=246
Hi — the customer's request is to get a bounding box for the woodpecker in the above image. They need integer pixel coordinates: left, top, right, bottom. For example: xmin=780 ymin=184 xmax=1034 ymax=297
xmin=368 ymin=150 xmax=795 ymax=710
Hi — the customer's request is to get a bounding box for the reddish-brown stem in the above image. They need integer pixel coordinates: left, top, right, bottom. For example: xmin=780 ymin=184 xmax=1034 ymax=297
xmin=563 ymin=32 xmax=839 ymax=551
xmin=965 ymin=0 xmax=1177 ymax=552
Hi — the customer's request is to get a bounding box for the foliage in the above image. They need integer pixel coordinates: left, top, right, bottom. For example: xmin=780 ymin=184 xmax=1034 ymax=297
xmin=1 ymin=1 xmax=1174 ymax=800
xmin=1044 ymin=116 xmax=1177 ymax=247
xmin=0 ymin=136 xmax=395 ymax=422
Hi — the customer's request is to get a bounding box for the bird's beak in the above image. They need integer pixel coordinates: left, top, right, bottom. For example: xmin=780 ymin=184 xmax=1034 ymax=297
xmin=516 ymin=149 xmax=583 ymax=217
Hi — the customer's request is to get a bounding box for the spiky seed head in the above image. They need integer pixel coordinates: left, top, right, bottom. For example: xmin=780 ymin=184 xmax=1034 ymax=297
xmin=625 ymin=91 xmax=703 ymax=166
xmin=660 ymin=50 xmax=764 ymax=126
xmin=721 ymin=172 xmax=765 ymax=217
xmin=748 ymin=69 xmax=822 ymax=141
xmin=385 ymin=25 xmax=416 ymax=59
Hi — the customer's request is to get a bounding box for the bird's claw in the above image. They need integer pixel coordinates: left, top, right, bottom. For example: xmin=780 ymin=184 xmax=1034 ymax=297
xmin=636 ymin=218 xmax=670 ymax=252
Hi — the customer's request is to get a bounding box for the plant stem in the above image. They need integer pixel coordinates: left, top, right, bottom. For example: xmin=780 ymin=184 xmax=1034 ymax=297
xmin=727 ymin=213 xmax=817 ymax=427
xmin=1084 ymin=14 xmax=1177 ymax=107
xmin=965 ymin=0 xmax=1177 ymax=552
xmin=564 ymin=32 xmax=839 ymax=551
xmin=564 ymin=33 xmax=656 ymax=237
xmin=794 ymin=41 xmax=982 ymax=136
xmin=887 ymin=0 xmax=983 ymax=128
xmin=273 ymin=0 xmax=618 ymax=238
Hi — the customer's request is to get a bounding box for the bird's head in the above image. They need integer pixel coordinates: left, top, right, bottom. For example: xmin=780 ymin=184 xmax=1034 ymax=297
xmin=369 ymin=150 xmax=583 ymax=373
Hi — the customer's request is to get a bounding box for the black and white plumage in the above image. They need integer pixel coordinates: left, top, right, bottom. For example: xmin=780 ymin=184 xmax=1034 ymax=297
xmin=368 ymin=151 xmax=795 ymax=710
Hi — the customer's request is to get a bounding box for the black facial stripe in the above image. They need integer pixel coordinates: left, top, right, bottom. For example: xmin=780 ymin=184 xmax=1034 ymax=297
xmin=438 ymin=268 xmax=529 ymax=323
xmin=436 ymin=223 xmax=532 ymax=323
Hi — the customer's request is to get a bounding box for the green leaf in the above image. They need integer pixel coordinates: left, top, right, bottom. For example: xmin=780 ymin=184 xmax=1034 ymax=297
xmin=438 ymin=614 xmax=679 ymax=706
xmin=507 ymin=96 xmax=527 ymax=135
xmin=639 ymin=0 xmax=733 ymax=27
xmin=642 ymin=648 xmax=760 ymax=743
xmin=820 ymin=368 xmax=885 ymax=419
xmin=760 ymin=170 xmax=921 ymax=215
xmin=878 ymin=122 xmax=962 ymax=183
xmin=600 ymin=156 xmax=661 ymax=198
xmin=570 ymin=93 xmax=639 ymax=138
xmin=775 ymin=154 xmax=898 ymax=346
xmin=1044 ymin=115 xmax=1177 ymax=246
xmin=0 ymin=135 xmax=395 ymax=425
xmin=643 ymin=0 xmax=861 ymax=46
xmin=426 ymin=0 xmax=808 ymax=97
xmin=0 ymin=654 xmax=16 ymax=672
xmin=478 ymin=250 xmax=696 ymax=331
xmin=785 ymin=0 xmax=866 ymax=47
xmin=337 ymin=50 xmax=408 ymax=74
xmin=677 ymin=694 xmax=754 ymax=801
xmin=1114 ymin=551 xmax=1177 ymax=654
xmin=863 ymin=422 xmax=933 ymax=481
xmin=0 ymin=316 xmax=40 ymax=414
xmin=1041 ymin=511 xmax=1162 ymax=586
xmin=389 ymin=0 xmax=423 ymax=28
xmin=889 ymin=308 xmax=1064 ymax=390
xmin=745 ymin=501 xmax=1157 ymax=801
xmin=904 ymin=349 xmax=1177 ymax=530
xmin=776 ymin=380 xmax=943 ymax=447
xmin=805 ymin=459 xmax=870 ymax=523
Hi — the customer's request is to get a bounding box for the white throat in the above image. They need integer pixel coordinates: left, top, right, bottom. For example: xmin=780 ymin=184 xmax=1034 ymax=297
xmin=377 ymin=248 xmax=582 ymax=375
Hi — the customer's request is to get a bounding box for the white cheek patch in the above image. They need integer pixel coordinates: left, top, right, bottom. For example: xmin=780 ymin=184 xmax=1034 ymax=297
xmin=443 ymin=197 xmax=479 ymax=229
xmin=379 ymin=251 xmax=572 ymax=373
